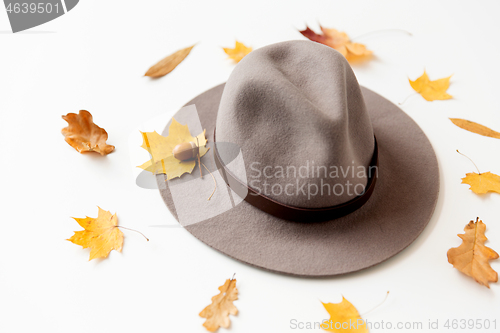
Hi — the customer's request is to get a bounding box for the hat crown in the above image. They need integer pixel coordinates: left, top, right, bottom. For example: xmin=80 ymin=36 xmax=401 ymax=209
xmin=216 ymin=40 xmax=375 ymax=208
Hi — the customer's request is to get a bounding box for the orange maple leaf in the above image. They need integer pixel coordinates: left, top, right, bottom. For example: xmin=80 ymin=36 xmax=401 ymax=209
xmin=321 ymin=296 xmax=368 ymax=332
xmin=67 ymin=207 xmax=123 ymax=260
xmin=299 ymin=25 xmax=372 ymax=63
xmin=223 ymin=41 xmax=252 ymax=63
xmin=409 ymin=71 xmax=452 ymax=101
xmin=461 ymin=172 xmax=500 ymax=194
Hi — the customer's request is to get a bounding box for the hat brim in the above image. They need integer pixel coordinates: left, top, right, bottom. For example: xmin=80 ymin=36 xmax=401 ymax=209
xmin=157 ymin=83 xmax=439 ymax=277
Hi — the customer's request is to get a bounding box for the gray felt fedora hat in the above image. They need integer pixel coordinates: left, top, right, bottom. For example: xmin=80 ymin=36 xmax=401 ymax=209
xmin=157 ymin=40 xmax=439 ymax=276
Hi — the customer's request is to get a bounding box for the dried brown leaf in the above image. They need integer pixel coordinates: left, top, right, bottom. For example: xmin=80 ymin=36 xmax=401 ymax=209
xmin=447 ymin=218 xmax=499 ymax=288
xmin=61 ymin=110 xmax=114 ymax=155
xmin=450 ymin=118 xmax=500 ymax=139
xmin=144 ymin=44 xmax=195 ymax=78
xmin=199 ymin=278 xmax=238 ymax=332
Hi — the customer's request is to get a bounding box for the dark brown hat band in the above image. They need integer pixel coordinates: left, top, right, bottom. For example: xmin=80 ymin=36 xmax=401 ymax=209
xmin=213 ymin=129 xmax=379 ymax=223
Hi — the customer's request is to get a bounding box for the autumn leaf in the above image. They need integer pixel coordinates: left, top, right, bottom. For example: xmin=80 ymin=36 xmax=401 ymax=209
xmin=409 ymin=70 xmax=452 ymax=101
xmin=61 ymin=110 xmax=114 ymax=155
xmin=223 ymin=41 xmax=252 ymax=63
xmin=138 ymin=118 xmax=208 ymax=180
xmin=457 ymin=150 xmax=500 ymax=195
xmin=447 ymin=218 xmax=499 ymax=288
xmin=450 ymin=118 xmax=500 ymax=139
xmin=67 ymin=207 xmax=124 ymax=260
xmin=199 ymin=277 xmax=238 ymax=332
xmin=461 ymin=172 xmax=500 ymax=194
xmin=321 ymin=297 xmax=368 ymax=332
xmin=299 ymin=25 xmax=372 ymax=63
xmin=144 ymin=44 xmax=195 ymax=78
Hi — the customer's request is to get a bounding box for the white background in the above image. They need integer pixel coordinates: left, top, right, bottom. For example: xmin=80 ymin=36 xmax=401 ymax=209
xmin=1 ymin=1 xmax=500 ymax=332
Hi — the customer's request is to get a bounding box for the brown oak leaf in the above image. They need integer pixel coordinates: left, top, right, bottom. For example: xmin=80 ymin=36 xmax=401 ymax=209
xmin=447 ymin=218 xmax=499 ymax=288
xmin=62 ymin=110 xmax=114 ymax=155
xmin=199 ymin=277 xmax=238 ymax=332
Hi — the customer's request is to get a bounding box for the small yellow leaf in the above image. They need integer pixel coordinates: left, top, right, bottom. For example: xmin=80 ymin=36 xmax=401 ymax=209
xmin=199 ymin=278 xmax=238 ymax=332
xmin=67 ymin=207 xmax=124 ymax=260
xmin=450 ymin=118 xmax=500 ymax=139
xmin=447 ymin=218 xmax=499 ymax=288
xmin=461 ymin=172 xmax=500 ymax=194
xmin=321 ymin=297 xmax=368 ymax=332
xmin=409 ymin=70 xmax=452 ymax=101
xmin=138 ymin=118 xmax=208 ymax=180
xmin=223 ymin=41 xmax=252 ymax=63
xmin=144 ymin=44 xmax=195 ymax=78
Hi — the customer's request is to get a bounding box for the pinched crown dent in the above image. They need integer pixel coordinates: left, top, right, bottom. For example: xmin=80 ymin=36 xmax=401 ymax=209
xmin=216 ymin=40 xmax=375 ymax=208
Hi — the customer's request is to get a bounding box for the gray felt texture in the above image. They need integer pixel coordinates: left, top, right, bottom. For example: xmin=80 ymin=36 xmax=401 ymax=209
xmin=157 ymin=40 xmax=439 ymax=276
xmin=217 ymin=40 xmax=374 ymax=208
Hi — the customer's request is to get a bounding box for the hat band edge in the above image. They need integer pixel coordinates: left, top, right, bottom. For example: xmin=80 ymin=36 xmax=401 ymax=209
xmin=213 ymin=129 xmax=379 ymax=223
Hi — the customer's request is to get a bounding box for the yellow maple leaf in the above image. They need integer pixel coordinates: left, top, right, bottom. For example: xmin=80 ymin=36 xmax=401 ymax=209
xmin=447 ymin=218 xmax=499 ymax=288
xmin=67 ymin=207 xmax=124 ymax=260
xmin=321 ymin=297 xmax=368 ymax=332
xmin=199 ymin=277 xmax=238 ymax=332
xmin=223 ymin=41 xmax=252 ymax=63
xmin=299 ymin=25 xmax=372 ymax=63
xmin=409 ymin=70 xmax=452 ymax=101
xmin=138 ymin=118 xmax=208 ymax=180
xmin=461 ymin=172 xmax=500 ymax=194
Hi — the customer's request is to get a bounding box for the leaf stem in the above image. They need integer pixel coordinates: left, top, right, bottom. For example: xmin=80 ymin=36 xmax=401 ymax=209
xmin=197 ymin=137 xmax=203 ymax=179
xmin=201 ymin=162 xmax=217 ymax=201
xmin=360 ymin=291 xmax=390 ymax=317
xmin=227 ymin=273 xmax=236 ymax=290
xmin=116 ymin=226 xmax=150 ymax=241
xmin=456 ymin=150 xmax=481 ymax=174
xmin=399 ymin=93 xmax=418 ymax=105
xmin=351 ymin=29 xmax=412 ymax=41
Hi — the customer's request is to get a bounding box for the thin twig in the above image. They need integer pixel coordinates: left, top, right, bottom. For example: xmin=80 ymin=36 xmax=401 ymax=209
xmin=224 ymin=273 xmax=237 ymax=294
xmin=201 ymin=162 xmax=217 ymax=201
xmin=197 ymin=137 xmax=203 ymax=178
xmin=399 ymin=93 xmax=418 ymax=105
xmin=456 ymin=150 xmax=481 ymax=174
xmin=352 ymin=29 xmax=412 ymax=41
xmin=360 ymin=291 xmax=390 ymax=317
xmin=116 ymin=226 xmax=149 ymax=241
